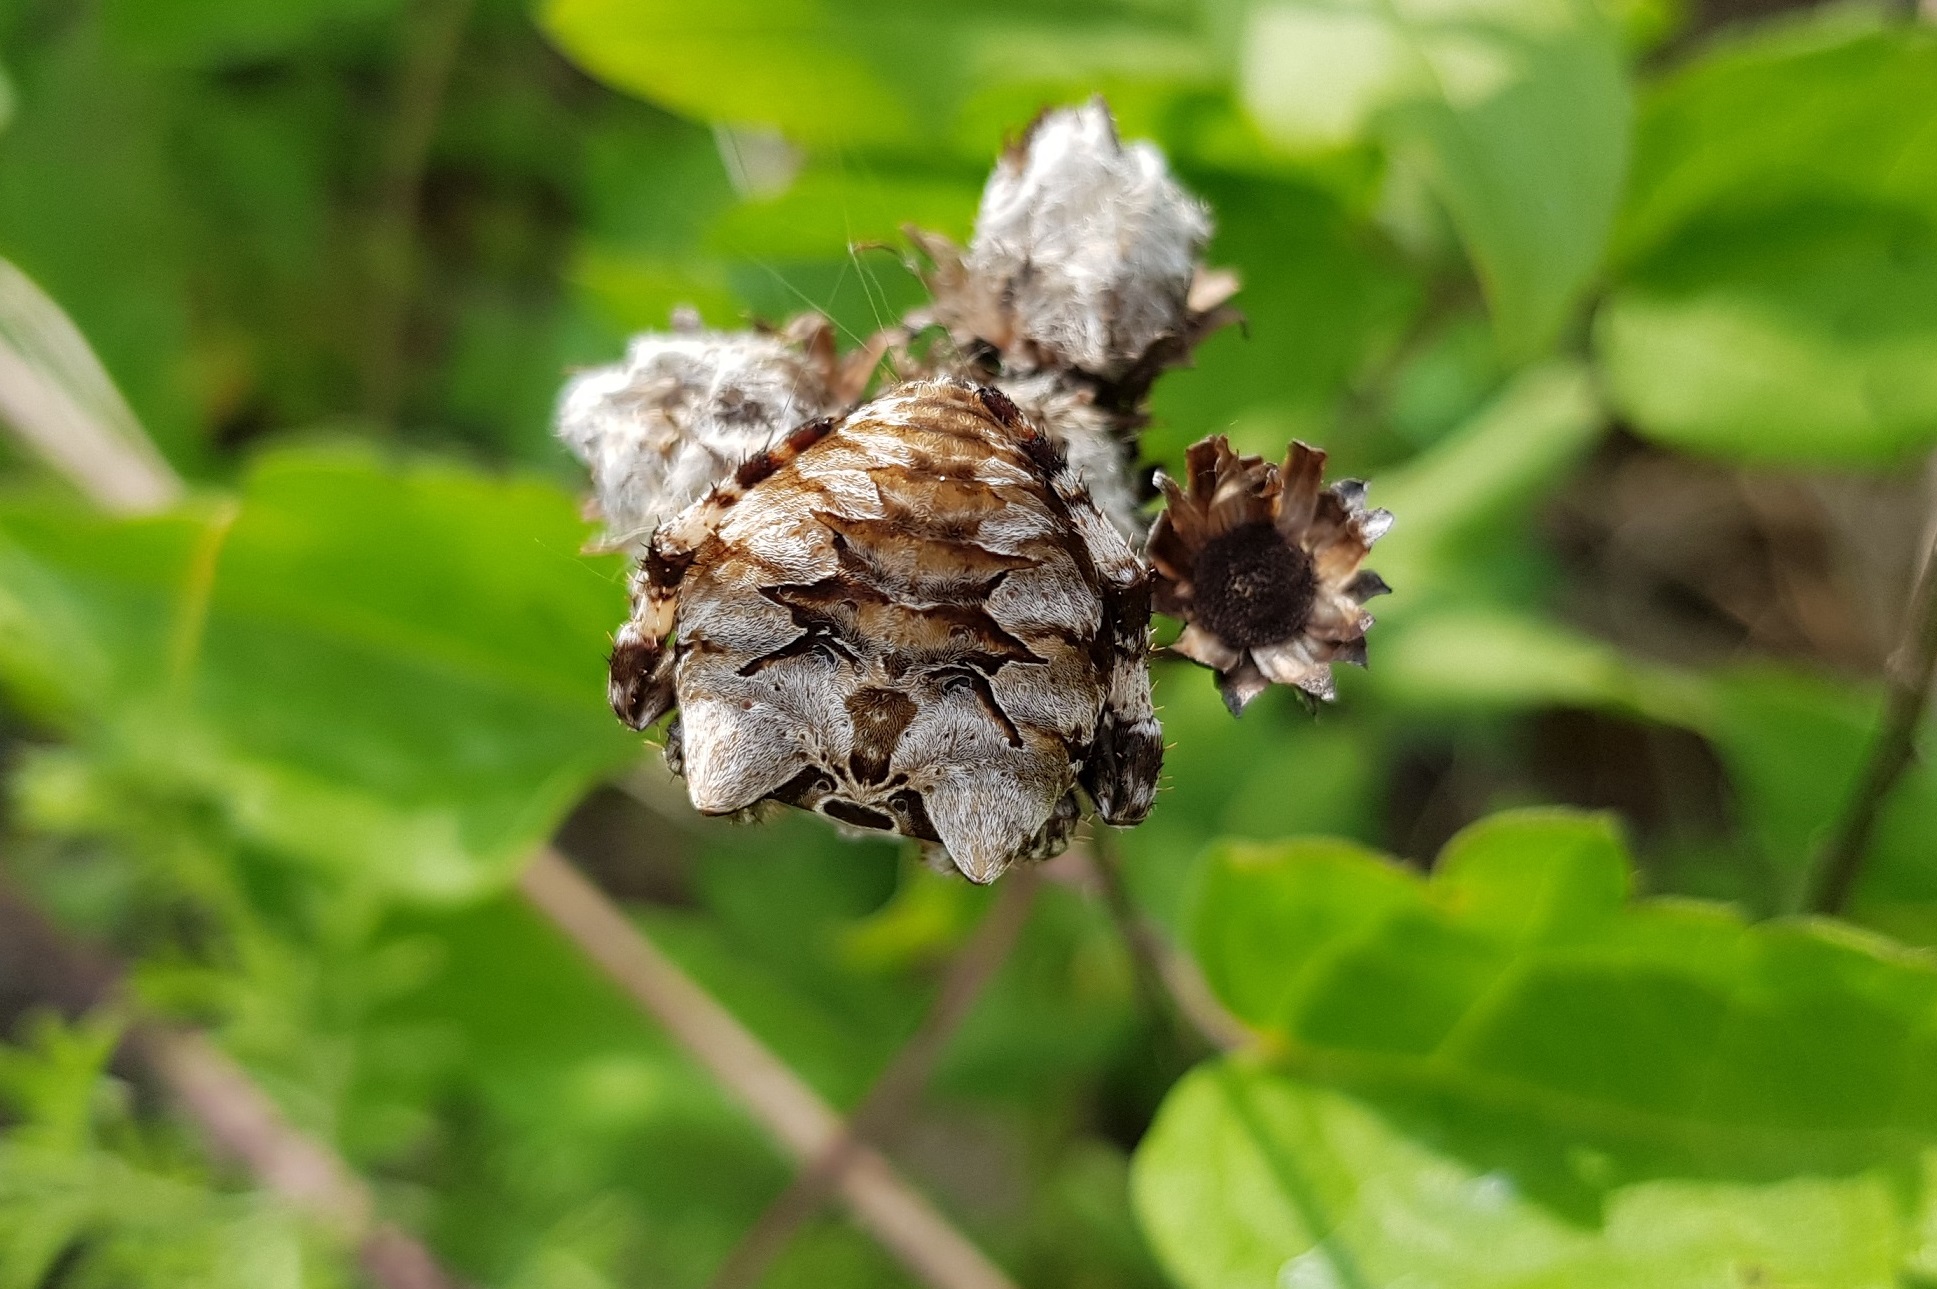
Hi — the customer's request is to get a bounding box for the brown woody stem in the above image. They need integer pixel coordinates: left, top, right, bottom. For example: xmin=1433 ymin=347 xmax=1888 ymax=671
xmin=1084 ymin=828 xmax=1247 ymax=1057
xmin=518 ymin=849 xmax=1019 ymax=1289
xmin=704 ymin=864 xmax=1040 ymax=1289
xmin=0 ymin=886 xmax=465 ymax=1289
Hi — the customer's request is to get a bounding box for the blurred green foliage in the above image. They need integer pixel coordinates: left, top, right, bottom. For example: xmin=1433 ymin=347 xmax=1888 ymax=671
xmin=1 ymin=0 xmax=1937 ymax=1286
xmin=1138 ymin=814 xmax=1937 ymax=1287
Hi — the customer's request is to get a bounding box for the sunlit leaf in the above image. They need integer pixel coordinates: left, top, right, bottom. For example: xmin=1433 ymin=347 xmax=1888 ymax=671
xmin=1134 ymin=809 xmax=1937 ymax=1286
xmin=1614 ymin=15 xmax=1937 ymax=267
xmin=1240 ymin=0 xmax=1631 ymax=354
xmin=1600 ymin=18 xmax=1937 ymax=464
xmin=1598 ymin=210 xmax=1937 ymax=463
xmin=1136 ymin=1063 xmax=1914 ymax=1289
xmin=538 ymin=0 xmax=1224 ymax=154
xmin=0 ymin=445 xmax=638 ymax=898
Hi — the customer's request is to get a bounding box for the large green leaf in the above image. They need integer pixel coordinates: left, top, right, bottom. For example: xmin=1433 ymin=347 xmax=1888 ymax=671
xmin=1135 ymin=1063 xmax=1915 ymax=1289
xmin=0 ymin=445 xmax=639 ymax=898
xmin=1614 ymin=16 xmax=1937 ymax=267
xmin=1598 ymin=19 xmax=1937 ymax=464
xmin=1132 ymin=809 xmax=1937 ymax=1286
xmin=1240 ymin=0 xmax=1631 ymax=354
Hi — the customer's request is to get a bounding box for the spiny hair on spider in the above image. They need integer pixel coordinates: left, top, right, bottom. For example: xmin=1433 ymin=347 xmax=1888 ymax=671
xmin=607 ymin=377 xmax=1162 ymax=884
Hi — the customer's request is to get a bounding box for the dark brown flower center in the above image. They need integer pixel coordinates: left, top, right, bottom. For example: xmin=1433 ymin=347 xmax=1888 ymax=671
xmin=1191 ymin=521 xmax=1316 ymax=648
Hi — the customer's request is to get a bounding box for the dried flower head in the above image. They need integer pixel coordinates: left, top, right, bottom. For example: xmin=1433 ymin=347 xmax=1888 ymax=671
xmin=913 ymin=98 xmax=1238 ymax=413
xmin=1147 ymin=436 xmax=1392 ymax=714
xmin=555 ymin=314 xmax=871 ymax=553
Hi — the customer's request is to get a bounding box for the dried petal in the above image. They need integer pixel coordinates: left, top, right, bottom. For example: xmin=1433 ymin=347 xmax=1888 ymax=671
xmin=1218 ymin=661 xmax=1272 ymax=716
xmin=1148 ymin=432 xmax=1392 ymax=713
xmin=1172 ymin=623 xmax=1243 ymax=672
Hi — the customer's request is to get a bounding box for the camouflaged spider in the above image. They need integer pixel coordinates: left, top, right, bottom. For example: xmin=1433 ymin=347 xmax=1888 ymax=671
xmin=604 ymin=378 xmax=1161 ymax=883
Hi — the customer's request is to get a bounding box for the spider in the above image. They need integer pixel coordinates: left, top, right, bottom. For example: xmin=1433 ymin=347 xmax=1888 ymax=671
xmin=603 ymin=378 xmax=1160 ymax=883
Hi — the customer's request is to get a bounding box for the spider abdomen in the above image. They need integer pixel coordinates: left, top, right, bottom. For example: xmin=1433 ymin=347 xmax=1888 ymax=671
xmin=616 ymin=378 xmax=1160 ymax=883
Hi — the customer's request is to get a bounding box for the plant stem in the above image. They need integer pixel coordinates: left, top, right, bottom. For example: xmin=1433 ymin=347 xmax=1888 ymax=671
xmin=360 ymin=0 xmax=474 ymax=425
xmin=1810 ymin=530 xmax=1937 ymax=915
xmin=705 ymin=865 xmax=1040 ymax=1289
xmin=1084 ymin=828 xmax=1248 ymax=1057
xmin=517 ymin=849 xmax=1019 ymax=1289
xmin=0 ymin=886 xmax=465 ymax=1289
xmin=136 ymin=1027 xmax=464 ymax=1289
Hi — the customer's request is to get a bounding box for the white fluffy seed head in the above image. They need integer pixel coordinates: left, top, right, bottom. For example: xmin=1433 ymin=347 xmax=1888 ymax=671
xmin=966 ymin=99 xmax=1211 ymax=380
xmin=554 ymin=329 xmax=838 ymax=552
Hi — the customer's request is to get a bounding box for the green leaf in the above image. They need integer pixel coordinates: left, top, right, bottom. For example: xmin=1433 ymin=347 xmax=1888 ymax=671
xmin=1599 ymin=18 xmax=1937 ymax=464
xmin=1597 ymin=209 xmax=1937 ymax=464
xmin=1240 ymin=0 xmax=1631 ymax=354
xmin=0 ymin=445 xmax=639 ymax=898
xmin=0 ymin=1013 xmax=348 ymax=1289
xmin=1614 ymin=16 xmax=1937 ymax=268
xmin=0 ymin=1139 xmax=344 ymax=1289
xmin=1134 ymin=808 xmax=1937 ymax=1286
xmin=538 ymin=0 xmax=1224 ymax=155
xmin=1134 ymin=1063 xmax=1915 ymax=1289
xmin=1188 ymin=808 xmax=1937 ymax=1164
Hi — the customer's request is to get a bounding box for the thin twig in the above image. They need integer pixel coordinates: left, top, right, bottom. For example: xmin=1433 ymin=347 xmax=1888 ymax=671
xmin=707 ymin=866 xmax=1041 ymax=1289
xmin=360 ymin=0 xmax=475 ymax=424
xmin=0 ymin=886 xmax=464 ymax=1289
xmin=517 ymin=849 xmax=1019 ymax=1289
xmin=134 ymin=1027 xmax=462 ymax=1289
xmin=1084 ymin=829 xmax=1247 ymax=1056
xmin=1811 ymin=528 xmax=1937 ymax=914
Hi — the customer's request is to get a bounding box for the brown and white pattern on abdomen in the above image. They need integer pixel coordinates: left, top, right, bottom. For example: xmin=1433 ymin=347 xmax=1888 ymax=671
xmin=615 ymin=378 xmax=1160 ymax=884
